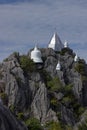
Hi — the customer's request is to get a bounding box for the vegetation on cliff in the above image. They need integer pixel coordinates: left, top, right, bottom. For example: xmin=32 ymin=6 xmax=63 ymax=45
xmin=0 ymin=48 xmax=87 ymax=130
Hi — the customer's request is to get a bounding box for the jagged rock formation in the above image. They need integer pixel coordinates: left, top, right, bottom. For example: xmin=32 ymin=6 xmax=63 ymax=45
xmin=0 ymin=48 xmax=87 ymax=129
xmin=0 ymin=104 xmax=27 ymax=130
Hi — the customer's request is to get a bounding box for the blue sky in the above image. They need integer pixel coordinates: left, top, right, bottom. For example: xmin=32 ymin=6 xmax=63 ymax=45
xmin=0 ymin=0 xmax=87 ymax=62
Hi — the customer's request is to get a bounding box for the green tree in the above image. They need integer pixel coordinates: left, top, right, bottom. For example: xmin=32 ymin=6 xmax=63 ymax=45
xmin=47 ymin=77 xmax=63 ymax=92
xmin=46 ymin=121 xmax=63 ymax=130
xmin=65 ymin=125 xmax=73 ymax=130
xmin=78 ymin=123 xmax=87 ymax=130
xmin=17 ymin=112 xmax=24 ymax=120
xmin=75 ymin=59 xmax=86 ymax=76
xmin=20 ymin=55 xmax=36 ymax=73
xmin=25 ymin=118 xmax=43 ymax=130
xmin=0 ymin=92 xmax=8 ymax=105
xmin=60 ymin=48 xmax=73 ymax=56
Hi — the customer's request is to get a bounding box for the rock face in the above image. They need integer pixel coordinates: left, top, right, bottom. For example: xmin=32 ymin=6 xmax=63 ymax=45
xmin=0 ymin=48 xmax=87 ymax=129
xmin=61 ymin=105 xmax=76 ymax=125
xmin=31 ymin=82 xmax=50 ymax=122
xmin=0 ymin=104 xmax=27 ymax=130
xmin=31 ymin=82 xmax=58 ymax=123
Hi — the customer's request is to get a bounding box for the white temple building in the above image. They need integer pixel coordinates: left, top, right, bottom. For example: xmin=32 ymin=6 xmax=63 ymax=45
xmin=74 ymin=54 xmax=79 ymax=62
xmin=64 ymin=40 xmax=68 ymax=48
xmin=56 ymin=61 xmax=61 ymax=71
xmin=48 ymin=32 xmax=64 ymax=51
xmin=31 ymin=45 xmax=43 ymax=63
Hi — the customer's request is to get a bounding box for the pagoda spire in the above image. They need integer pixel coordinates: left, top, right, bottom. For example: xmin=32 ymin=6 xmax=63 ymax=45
xmin=48 ymin=32 xmax=64 ymax=51
xmin=64 ymin=40 xmax=68 ymax=48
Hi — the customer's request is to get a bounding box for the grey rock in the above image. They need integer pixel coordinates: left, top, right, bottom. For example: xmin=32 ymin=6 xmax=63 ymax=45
xmin=31 ymin=82 xmax=50 ymax=123
xmin=62 ymin=55 xmax=74 ymax=69
xmin=56 ymin=71 xmax=65 ymax=86
xmin=0 ymin=55 xmax=28 ymax=110
xmin=30 ymin=72 xmax=42 ymax=82
xmin=0 ymin=48 xmax=87 ymax=129
xmin=41 ymin=48 xmax=56 ymax=58
xmin=73 ymin=75 xmax=82 ymax=100
xmin=74 ymin=110 xmax=87 ymax=130
xmin=61 ymin=105 xmax=76 ymax=125
xmin=46 ymin=109 xmax=58 ymax=123
xmin=0 ymin=104 xmax=28 ymax=130
xmin=44 ymin=56 xmax=57 ymax=77
xmin=54 ymin=92 xmax=64 ymax=100
xmin=82 ymin=83 xmax=87 ymax=106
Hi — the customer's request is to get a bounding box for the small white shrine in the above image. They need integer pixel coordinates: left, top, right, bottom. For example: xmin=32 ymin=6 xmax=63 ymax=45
xmin=64 ymin=40 xmax=68 ymax=48
xmin=56 ymin=61 xmax=61 ymax=71
xmin=48 ymin=32 xmax=64 ymax=51
xmin=31 ymin=45 xmax=43 ymax=63
xmin=74 ymin=54 xmax=79 ymax=62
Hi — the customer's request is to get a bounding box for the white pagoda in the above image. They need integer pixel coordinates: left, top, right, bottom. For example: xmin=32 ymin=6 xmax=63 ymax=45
xmin=56 ymin=61 xmax=61 ymax=71
xmin=74 ymin=54 xmax=79 ymax=62
xmin=31 ymin=45 xmax=43 ymax=63
xmin=64 ymin=40 xmax=68 ymax=48
xmin=48 ymin=32 xmax=64 ymax=51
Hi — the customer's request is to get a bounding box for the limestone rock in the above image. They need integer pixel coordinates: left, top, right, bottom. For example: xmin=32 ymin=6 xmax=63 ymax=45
xmin=0 ymin=104 xmax=27 ymax=130
xmin=31 ymin=82 xmax=50 ymax=123
xmin=61 ymin=105 xmax=76 ymax=125
xmin=46 ymin=109 xmax=58 ymax=123
xmin=74 ymin=110 xmax=87 ymax=130
xmin=54 ymin=92 xmax=64 ymax=100
xmin=0 ymin=48 xmax=87 ymax=129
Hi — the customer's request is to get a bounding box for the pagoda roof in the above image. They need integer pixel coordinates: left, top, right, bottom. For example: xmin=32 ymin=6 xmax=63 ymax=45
xmin=48 ymin=32 xmax=64 ymax=51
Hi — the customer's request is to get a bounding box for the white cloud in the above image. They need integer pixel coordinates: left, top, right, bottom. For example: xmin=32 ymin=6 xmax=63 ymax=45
xmin=0 ymin=1 xmax=87 ymax=61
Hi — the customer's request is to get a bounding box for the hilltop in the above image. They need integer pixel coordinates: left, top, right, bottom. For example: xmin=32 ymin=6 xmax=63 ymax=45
xmin=0 ymin=46 xmax=87 ymax=130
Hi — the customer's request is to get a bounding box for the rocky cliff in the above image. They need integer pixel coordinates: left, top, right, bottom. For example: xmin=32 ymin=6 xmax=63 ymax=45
xmin=0 ymin=104 xmax=27 ymax=130
xmin=0 ymin=47 xmax=87 ymax=130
